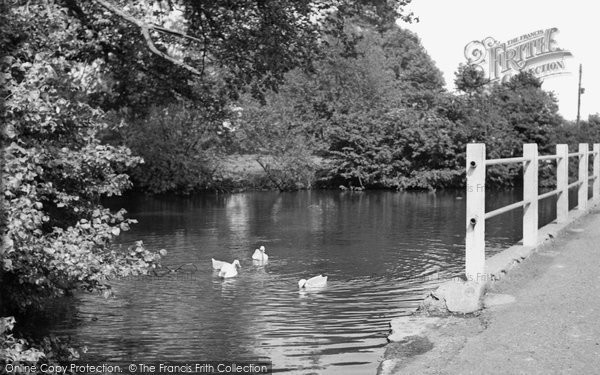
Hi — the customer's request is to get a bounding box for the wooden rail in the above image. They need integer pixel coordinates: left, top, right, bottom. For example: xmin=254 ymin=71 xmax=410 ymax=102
xmin=465 ymin=143 xmax=600 ymax=282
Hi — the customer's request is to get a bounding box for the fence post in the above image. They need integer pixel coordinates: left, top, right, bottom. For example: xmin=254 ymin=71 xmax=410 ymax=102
xmin=523 ymin=144 xmax=538 ymax=246
xmin=556 ymin=144 xmax=569 ymax=223
xmin=465 ymin=143 xmax=486 ymax=282
xmin=578 ymin=143 xmax=589 ymax=210
xmin=594 ymin=143 xmax=600 ymax=200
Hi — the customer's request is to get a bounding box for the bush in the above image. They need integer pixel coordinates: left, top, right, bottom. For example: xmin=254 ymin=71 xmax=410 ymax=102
xmin=326 ymin=108 xmax=465 ymax=190
xmin=1 ymin=2 xmax=165 ymax=312
xmin=234 ymin=93 xmax=323 ymax=191
xmin=123 ymin=103 xmax=230 ymax=194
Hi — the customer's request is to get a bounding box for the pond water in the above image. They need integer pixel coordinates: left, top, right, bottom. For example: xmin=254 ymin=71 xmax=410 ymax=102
xmin=43 ymin=189 xmax=570 ymax=374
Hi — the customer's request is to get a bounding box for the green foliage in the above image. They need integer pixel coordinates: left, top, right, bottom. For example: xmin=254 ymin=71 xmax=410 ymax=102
xmin=438 ymin=91 xmax=522 ymax=187
xmin=490 ymin=72 xmax=562 ymax=155
xmin=234 ymin=91 xmax=323 ymax=191
xmin=1 ymin=316 xmax=80 ymax=368
xmin=326 ymin=108 xmax=465 ymax=190
xmin=79 ymin=0 xmax=419 ymax=193
xmin=301 ymin=25 xmax=445 ymax=119
xmin=1 ymin=1 xmax=165 ymax=311
xmin=124 ymin=103 xmax=229 ymax=194
xmin=0 ymin=317 xmax=45 ymax=363
xmin=553 ymin=114 xmax=600 ymax=151
xmin=232 ymin=23 xmax=451 ymax=191
xmin=254 ymin=153 xmax=321 ymax=192
xmin=382 ymin=27 xmax=445 ymax=109
xmin=48 ymin=0 xmax=416 ymax=115
xmin=445 ymin=72 xmax=565 ymax=188
xmin=307 ymin=26 xmax=459 ymax=190
xmin=322 ymin=70 xmax=567 ymax=190
xmin=454 ymin=63 xmax=489 ymax=95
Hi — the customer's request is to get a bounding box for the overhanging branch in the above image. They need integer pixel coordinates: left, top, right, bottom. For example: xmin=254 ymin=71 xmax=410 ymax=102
xmin=91 ymin=0 xmax=203 ymax=76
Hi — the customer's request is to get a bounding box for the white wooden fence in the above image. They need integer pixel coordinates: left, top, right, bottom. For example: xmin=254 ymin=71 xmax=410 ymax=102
xmin=465 ymin=143 xmax=600 ymax=281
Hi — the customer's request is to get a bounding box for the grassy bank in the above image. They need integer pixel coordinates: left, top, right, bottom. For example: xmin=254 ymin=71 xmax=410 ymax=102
xmin=216 ymin=154 xmax=329 ymax=192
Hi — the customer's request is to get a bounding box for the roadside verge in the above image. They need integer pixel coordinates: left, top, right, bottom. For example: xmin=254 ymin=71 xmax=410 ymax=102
xmin=379 ymin=202 xmax=600 ymax=375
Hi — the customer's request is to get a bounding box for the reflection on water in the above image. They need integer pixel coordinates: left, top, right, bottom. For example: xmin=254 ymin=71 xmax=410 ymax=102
xmin=45 ymin=190 xmax=562 ymax=374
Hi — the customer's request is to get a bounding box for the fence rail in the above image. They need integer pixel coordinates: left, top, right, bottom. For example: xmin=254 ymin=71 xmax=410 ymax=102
xmin=465 ymin=142 xmax=600 ymax=281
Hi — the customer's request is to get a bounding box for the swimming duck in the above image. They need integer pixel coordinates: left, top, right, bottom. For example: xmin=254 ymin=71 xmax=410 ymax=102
xmin=218 ymin=260 xmax=241 ymax=278
xmin=212 ymin=258 xmax=227 ymax=270
xmin=252 ymin=246 xmax=268 ymax=262
xmin=298 ymin=274 xmax=328 ymax=289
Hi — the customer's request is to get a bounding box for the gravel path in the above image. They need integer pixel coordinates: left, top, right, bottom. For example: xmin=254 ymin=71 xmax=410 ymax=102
xmin=384 ymin=207 xmax=600 ymax=375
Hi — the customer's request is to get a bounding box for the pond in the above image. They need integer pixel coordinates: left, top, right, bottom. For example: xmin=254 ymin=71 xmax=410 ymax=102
xmin=43 ymin=189 xmax=567 ymax=374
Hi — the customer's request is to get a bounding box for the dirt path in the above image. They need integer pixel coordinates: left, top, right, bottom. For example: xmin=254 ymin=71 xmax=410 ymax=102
xmin=383 ymin=207 xmax=600 ymax=375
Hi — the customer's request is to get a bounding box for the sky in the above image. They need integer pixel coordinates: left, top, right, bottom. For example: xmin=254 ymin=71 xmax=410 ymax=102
xmin=400 ymin=0 xmax=597 ymax=121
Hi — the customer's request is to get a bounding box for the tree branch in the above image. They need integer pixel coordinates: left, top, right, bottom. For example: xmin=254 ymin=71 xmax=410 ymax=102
xmin=91 ymin=0 xmax=203 ymax=76
xmin=139 ymin=27 xmax=202 ymax=76
xmin=151 ymin=23 xmax=204 ymax=45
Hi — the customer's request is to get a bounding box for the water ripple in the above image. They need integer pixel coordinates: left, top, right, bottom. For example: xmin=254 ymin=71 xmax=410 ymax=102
xmin=40 ymin=190 xmax=548 ymax=374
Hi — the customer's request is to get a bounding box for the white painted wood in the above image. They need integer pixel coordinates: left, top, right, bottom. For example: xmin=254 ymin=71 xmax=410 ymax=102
xmin=594 ymin=144 xmax=600 ymax=200
xmin=465 ymin=143 xmax=486 ymax=282
xmin=556 ymin=144 xmax=569 ymax=223
xmin=578 ymin=143 xmax=588 ymax=211
xmin=523 ymin=144 xmax=538 ymax=247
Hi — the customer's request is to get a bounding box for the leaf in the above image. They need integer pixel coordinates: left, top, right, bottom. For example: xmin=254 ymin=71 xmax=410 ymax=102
xmin=44 ymin=248 xmax=55 ymax=255
xmin=3 ymin=259 xmax=13 ymax=270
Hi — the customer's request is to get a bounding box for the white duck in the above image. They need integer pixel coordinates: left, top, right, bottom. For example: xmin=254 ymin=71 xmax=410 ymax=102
xmin=218 ymin=260 xmax=241 ymax=278
xmin=298 ymin=275 xmax=328 ymax=289
xmin=252 ymin=246 xmax=268 ymax=262
xmin=212 ymin=258 xmax=227 ymax=270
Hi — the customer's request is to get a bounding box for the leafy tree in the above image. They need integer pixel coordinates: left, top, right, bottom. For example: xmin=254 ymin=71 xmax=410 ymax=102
xmin=312 ymin=25 xmax=455 ymax=189
xmin=234 ymin=91 xmax=324 ymax=191
xmin=438 ymin=92 xmax=522 ymax=187
xmin=454 ymin=63 xmax=489 ymax=96
xmin=490 ymin=72 xmax=562 ymax=155
xmin=233 ymin=22 xmax=453 ymax=190
xmin=124 ymin=103 xmax=231 ymax=194
xmin=52 ymin=0 xmax=417 ymax=114
xmin=326 ymin=106 xmax=466 ymax=190
xmin=0 ymin=2 xmax=165 ymax=313
xmin=554 ymin=114 xmax=600 ymax=150
xmin=449 ymin=71 xmax=565 ymax=187
xmin=0 ymin=316 xmax=80 ymax=365
xmin=1 ymin=317 xmax=46 ymax=363
xmin=51 ymin=0 xmax=418 ymax=193
xmin=382 ymin=27 xmax=445 ymax=109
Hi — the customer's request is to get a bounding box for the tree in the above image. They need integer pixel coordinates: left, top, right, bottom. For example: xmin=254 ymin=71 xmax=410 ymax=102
xmin=449 ymin=69 xmax=565 ymax=187
xmin=233 ymin=22 xmax=453 ymax=190
xmin=454 ymin=63 xmax=489 ymax=96
xmin=124 ymin=103 xmax=231 ymax=194
xmin=234 ymin=91 xmax=323 ymax=191
xmin=53 ymin=0 xmax=417 ymax=114
xmin=326 ymin=107 xmax=465 ymax=190
xmin=553 ymin=114 xmax=600 ymax=151
xmin=46 ymin=0 xmax=418 ymax=193
xmin=0 ymin=1 xmax=165 ymax=313
xmin=382 ymin=27 xmax=445 ymax=109
xmin=490 ymin=72 xmax=562 ymax=154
